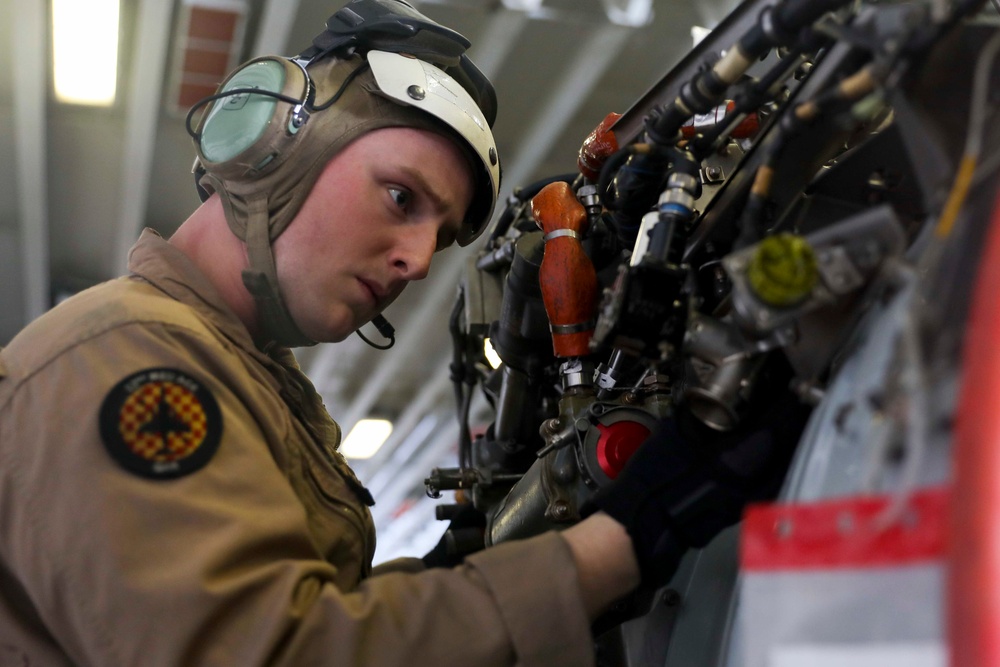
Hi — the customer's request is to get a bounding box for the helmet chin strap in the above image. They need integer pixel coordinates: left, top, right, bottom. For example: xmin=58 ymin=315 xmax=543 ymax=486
xmin=240 ymin=194 xmax=397 ymax=350
xmin=241 ymin=193 xmax=318 ymax=348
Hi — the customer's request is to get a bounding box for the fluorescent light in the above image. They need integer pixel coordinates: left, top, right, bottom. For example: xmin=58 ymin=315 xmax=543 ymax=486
xmin=601 ymin=0 xmax=653 ymax=27
xmin=484 ymin=337 xmax=503 ymax=370
xmin=691 ymin=26 xmax=713 ymax=47
xmin=501 ymin=0 xmax=544 ymax=11
xmin=52 ymin=0 xmax=120 ymax=105
xmin=341 ymin=419 xmax=393 ymax=460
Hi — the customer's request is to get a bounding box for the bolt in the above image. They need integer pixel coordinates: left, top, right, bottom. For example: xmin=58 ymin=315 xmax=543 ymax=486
xmin=541 ymin=417 xmax=562 ymax=436
xmin=551 ymin=502 xmax=570 ymax=520
xmin=407 ymin=84 xmax=426 ymax=101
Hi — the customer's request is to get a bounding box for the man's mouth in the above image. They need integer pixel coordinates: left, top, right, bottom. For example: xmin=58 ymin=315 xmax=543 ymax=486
xmin=358 ymin=278 xmax=384 ymax=307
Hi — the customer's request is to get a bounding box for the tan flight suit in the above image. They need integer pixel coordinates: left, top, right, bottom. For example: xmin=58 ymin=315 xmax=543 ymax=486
xmin=0 ymin=230 xmax=593 ymax=666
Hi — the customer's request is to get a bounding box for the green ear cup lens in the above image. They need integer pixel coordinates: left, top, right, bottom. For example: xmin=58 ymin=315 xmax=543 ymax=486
xmin=200 ymin=60 xmax=287 ymax=164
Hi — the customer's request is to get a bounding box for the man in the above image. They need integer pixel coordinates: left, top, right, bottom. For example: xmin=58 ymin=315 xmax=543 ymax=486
xmin=0 ymin=4 xmax=645 ymax=665
xmin=0 ymin=2 xmax=806 ymax=665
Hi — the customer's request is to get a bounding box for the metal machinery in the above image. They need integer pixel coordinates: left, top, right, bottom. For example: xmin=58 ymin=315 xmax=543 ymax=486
xmin=425 ymin=0 xmax=1000 ymax=663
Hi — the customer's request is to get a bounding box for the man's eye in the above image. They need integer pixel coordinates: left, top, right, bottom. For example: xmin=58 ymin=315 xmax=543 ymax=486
xmin=389 ymin=187 xmax=411 ymax=210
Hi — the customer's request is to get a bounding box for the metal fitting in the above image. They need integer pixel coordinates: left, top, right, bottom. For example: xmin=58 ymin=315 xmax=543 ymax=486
xmin=576 ymin=184 xmax=600 ymax=208
xmin=666 ymin=172 xmax=699 ymax=194
xmin=560 ymin=359 xmax=593 ymax=390
xmin=660 ymin=189 xmax=695 ymax=211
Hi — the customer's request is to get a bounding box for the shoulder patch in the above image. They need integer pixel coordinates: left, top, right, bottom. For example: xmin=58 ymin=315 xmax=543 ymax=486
xmin=99 ymin=368 xmax=222 ymax=479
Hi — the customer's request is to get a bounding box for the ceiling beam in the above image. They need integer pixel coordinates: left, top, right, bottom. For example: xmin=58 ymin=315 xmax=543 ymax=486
xmin=12 ymin=0 xmax=49 ymax=321
xmin=112 ymin=0 xmax=176 ymax=272
xmin=468 ymin=8 xmax=530 ymax=79
xmin=252 ymin=0 xmax=301 ymax=57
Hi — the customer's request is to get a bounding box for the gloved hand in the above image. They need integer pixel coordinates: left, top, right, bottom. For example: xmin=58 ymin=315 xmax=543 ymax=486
xmin=421 ymin=502 xmax=487 ymax=569
xmin=583 ymin=389 xmax=811 ymax=588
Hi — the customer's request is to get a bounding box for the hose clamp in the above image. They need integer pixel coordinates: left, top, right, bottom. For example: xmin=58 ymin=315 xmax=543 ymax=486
xmin=543 ymin=229 xmax=580 ymax=242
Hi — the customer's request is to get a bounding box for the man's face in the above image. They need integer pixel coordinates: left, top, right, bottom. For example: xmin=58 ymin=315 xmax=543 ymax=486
xmin=272 ymin=126 xmax=474 ymax=343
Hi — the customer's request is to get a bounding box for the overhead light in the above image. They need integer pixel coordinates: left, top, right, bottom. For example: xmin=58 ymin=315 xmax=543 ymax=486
xmin=342 ymin=419 xmax=394 ymax=460
xmin=601 ymin=0 xmax=653 ymax=27
xmin=484 ymin=337 xmax=503 ymax=370
xmin=691 ymin=25 xmax=713 ymax=47
xmin=501 ymin=0 xmax=544 ymax=11
xmin=52 ymin=0 xmax=120 ymax=106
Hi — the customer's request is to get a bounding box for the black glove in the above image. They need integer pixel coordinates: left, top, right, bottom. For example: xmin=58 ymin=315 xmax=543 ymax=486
xmin=583 ymin=389 xmax=811 ymax=588
xmin=421 ymin=503 xmax=487 ymax=569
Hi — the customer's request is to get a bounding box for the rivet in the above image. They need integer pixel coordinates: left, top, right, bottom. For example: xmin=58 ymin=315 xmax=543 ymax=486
xmin=407 ymin=85 xmax=426 ymax=101
xmin=489 ymin=146 xmax=498 ymax=166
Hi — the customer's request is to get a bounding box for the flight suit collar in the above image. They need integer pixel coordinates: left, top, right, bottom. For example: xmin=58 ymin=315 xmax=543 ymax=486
xmin=127 ymin=229 xmax=266 ymax=356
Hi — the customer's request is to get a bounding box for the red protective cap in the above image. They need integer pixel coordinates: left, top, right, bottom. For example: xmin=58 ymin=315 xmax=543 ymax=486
xmin=596 ymin=421 xmax=651 ymax=479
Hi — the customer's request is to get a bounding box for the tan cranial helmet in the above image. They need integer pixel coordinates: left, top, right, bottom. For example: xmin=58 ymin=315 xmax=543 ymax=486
xmin=190 ymin=49 xmax=500 ymax=347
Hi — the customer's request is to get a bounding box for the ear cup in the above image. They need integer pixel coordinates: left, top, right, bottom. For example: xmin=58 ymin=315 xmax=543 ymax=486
xmin=198 ymin=59 xmax=292 ymax=167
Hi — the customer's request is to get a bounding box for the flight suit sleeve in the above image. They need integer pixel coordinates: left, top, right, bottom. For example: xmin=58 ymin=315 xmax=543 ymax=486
xmin=0 ymin=320 xmax=594 ymax=667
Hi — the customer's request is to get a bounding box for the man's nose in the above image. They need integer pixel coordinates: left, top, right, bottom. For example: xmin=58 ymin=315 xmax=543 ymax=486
xmin=390 ymin=225 xmax=437 ymax=281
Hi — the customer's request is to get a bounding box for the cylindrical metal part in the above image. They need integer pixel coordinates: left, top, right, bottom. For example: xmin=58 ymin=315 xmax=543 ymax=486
xmin=486 ymin=461 xmax=554 ymax=546
xmin=560 ymin=358 xmax=593 ymax=390
xmin=683 ymin=315 xmax=765 ymax=431
xmin=491 ymin=232 xmax=553 ymax=376
xmin=476 ymin=239 xmax=517 ymax=272
xmin=494 ymin=365 xmax=536 ymax=447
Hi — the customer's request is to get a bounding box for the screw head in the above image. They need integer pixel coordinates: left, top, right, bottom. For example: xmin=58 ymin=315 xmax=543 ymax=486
xmin=489 ymin=146 xmax=498 ymax=166
xmin=407 ymin=85 xmax=426 ymax=101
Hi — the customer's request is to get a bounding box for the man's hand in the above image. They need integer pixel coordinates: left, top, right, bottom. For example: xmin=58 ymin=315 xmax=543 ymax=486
xmin=584 ymin=389 xmax=811 ymax=589
xmin=421 ymin=502 xmax=487 ymax=569
xmin=562 ymin=512 xmax=641 ymax=618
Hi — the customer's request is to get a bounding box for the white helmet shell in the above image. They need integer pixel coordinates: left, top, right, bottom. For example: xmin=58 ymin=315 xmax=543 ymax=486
xmin=367 ymin=50 xmax=500 ymax=246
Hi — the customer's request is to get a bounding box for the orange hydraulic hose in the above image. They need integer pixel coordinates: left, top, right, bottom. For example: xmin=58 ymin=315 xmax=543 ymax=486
xmin=531 ymin=182 xmax=598 ymax=358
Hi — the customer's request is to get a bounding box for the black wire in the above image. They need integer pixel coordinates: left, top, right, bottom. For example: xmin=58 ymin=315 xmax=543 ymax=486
xmin=185 ymin=60 xmax=369 ymax=142
xmin=311 ymin=61 xmax=371 ymax=111
xmin=458 ymin=388 xmax=473 ymax=470
xmin=447 ymin=290 xmax=473 ymax=468
xmin=596 ymin=145 xmax=636 ymax=210
xmin=185 ymin=87 xmax=305 ymax=141
xmin=357 ymin=328 xmax=394 ymax=350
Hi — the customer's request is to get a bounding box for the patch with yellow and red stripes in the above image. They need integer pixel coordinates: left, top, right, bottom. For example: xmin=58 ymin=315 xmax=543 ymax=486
xmin=99 ymin=368 xmax=222 ymax=479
